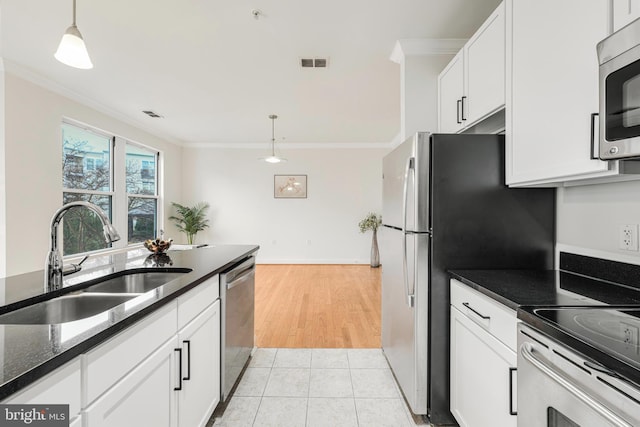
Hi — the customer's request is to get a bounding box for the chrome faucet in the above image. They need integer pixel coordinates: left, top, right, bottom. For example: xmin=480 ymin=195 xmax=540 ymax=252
xmin=46 ymin=201 xmax=121 ymax=291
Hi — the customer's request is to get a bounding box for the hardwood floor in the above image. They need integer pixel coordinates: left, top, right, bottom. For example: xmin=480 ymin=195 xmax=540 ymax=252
xmin=254 ymin=264 xmax=381 ymax=348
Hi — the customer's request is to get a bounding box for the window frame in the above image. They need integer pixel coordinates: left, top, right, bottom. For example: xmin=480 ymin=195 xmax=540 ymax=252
xmin=61 ymin=119 xmax=163 ymax=257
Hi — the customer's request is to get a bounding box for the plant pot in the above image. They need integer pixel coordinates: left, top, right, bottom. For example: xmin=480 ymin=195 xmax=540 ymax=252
xmin=370 ymin=228 xmax=380 ymax=268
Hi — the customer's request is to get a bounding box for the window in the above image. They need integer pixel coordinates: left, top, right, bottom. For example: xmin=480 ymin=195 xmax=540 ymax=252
xmin=62 ymin=121 xmax=161 ymax=256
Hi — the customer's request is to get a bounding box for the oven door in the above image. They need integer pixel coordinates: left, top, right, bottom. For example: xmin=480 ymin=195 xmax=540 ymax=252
xmin=600 ymin=48 xmax=640 ymax=159
xmin=518 ymin=325 xmax=638 ymax=427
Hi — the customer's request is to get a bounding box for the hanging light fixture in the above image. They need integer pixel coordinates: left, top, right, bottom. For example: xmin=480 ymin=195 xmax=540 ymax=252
xmin=54 ymin=0 xmax=93 ymax=69
xmin=259 ymin=114 xmax=287 ymax=163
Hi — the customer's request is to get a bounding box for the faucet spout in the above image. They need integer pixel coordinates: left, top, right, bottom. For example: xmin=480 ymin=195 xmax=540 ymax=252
xmin=46 ymin=201 xmax=121 ymax=291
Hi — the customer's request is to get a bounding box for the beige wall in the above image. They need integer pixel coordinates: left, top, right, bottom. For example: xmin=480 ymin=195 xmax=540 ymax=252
xmin=3 ymin=72 xmax=183 ymax=276
xmin=181 ymin=146 xmax=388 ymax=263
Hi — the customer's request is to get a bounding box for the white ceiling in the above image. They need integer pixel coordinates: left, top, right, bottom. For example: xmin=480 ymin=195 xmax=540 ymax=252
xmin=1 ymin=0 xmax=502 ymax=146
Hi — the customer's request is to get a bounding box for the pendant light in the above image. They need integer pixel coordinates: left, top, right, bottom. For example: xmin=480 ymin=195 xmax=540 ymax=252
xmin=54 ymin=0 xmax=93 ymax=69
xmin=259 ymin=114 xmax=287 ymax=163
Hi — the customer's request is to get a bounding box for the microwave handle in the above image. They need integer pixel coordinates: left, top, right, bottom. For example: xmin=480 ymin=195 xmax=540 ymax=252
xmin=590 ymin=112 xmax=599 ymax=160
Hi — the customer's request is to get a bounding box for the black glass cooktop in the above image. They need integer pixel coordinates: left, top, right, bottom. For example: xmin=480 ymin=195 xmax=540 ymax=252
xmin=533 ymin=307 xmax=640 ymax=371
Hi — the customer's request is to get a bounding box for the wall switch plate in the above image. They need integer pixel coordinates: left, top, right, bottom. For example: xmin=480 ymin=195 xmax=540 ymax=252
xmin=619 ymin=224 xmax=639 ymax=251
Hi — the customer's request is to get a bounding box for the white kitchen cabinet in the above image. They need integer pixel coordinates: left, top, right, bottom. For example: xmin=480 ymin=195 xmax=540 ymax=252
xmin=450 ymin=279 xmax=517 ymax=427
xmin=69 ymin=415 xmax=82 ymax=427
xmin=3 ymin=358 xmax=82 ymax=424
xmin=505 ymin=0 xmax=620 ymax=186
xmin=613 ymin=0 xmax=640 ymax=31
xmin=438 ymin=51 xmax=465 ymax=133
xmin=438 ymin=2 xmax=505 ymax=133
xmin=464 ymin=1 xmax=505 ymax=126
xmin=83 ymin=337 xmax=178 ymax=427
xmin=177 ymin=300 xmax=221 ymax=427
xmin=83 ymin=279 xmax=221 ymax=427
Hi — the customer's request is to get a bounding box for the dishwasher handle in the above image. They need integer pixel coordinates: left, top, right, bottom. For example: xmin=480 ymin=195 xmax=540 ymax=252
xmin=227 ymin=268 xmax=255 ymax=290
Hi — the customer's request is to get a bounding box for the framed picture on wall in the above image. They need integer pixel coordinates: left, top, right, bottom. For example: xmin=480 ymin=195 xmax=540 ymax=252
xmin=274 ymin=175 xmax=307 ymax=198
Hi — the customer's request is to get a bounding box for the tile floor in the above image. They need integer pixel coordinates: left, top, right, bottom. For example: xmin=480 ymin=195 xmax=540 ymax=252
xmin=211 ymin=348 xmax=430 ymax=427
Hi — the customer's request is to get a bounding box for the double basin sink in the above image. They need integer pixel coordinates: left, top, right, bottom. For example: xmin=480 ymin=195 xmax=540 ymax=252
xmin=0 ymin=269 xmax=192 ymax=325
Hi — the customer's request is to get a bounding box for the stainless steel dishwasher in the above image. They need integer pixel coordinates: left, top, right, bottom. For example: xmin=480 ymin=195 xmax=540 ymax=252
xmin=220 ymin=255 xmax=255 ymax=401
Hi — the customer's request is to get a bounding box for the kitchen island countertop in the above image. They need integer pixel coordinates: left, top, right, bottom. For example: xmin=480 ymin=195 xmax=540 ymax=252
xmin=0 ymin=244 xmax=259 ymax=400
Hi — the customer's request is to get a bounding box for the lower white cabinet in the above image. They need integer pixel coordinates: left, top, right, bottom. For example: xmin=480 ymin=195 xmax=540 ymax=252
xmin=69 ymin=415 xmax=82 ymax=427
xmin=83 ymin=337 xmax=178 ymax=427
xmin=177 ymin=300 xmax=221 ymax=427
xmin=450 ymin=280 xmax=517 ymax=427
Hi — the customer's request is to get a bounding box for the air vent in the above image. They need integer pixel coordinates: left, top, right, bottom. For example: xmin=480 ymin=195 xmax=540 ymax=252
xmin=142 ymin=110 xmax=163 ymax=118
xmin=300 ymin=57 xmax=329 ymax=68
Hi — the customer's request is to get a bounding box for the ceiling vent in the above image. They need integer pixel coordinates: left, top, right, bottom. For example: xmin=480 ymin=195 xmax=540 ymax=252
xmin=300 ymin=58 xmax=329 ymax=68
xmin=142 ymin=110 xmax=163 ymax=118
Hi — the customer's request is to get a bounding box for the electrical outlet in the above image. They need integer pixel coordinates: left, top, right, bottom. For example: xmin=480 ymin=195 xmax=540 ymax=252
xmin=619 ymin=224 xmax=639 ymax=251
xmin=621 ymin=322 xmax=640 ymax=354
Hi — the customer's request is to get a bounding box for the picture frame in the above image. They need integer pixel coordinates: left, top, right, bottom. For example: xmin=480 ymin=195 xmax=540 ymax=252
xmin=274 ymin=175 xmax=307 ymax=199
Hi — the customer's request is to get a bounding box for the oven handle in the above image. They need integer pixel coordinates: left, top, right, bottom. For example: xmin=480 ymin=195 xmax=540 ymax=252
xmin=520 ymin=343 xmax=634 ymax=427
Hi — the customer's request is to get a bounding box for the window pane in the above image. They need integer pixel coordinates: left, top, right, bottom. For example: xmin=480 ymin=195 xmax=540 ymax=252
xmin=62 ymin=123 xmax=111 ymax=192
xmin=126 ymin=144 xmax=157 ymax=195
xmin=128 ymin=197 xmax=157 ymax=244
xmin=62 ymin=193 xmax=113 ymax=256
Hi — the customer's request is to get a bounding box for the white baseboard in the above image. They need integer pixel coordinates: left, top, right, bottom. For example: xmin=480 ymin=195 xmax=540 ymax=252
xmin=255 ymin=257 xmax=371 ymax=265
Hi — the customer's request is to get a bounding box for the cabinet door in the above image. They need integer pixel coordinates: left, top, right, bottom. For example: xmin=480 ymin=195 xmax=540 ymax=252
xmin=177 ymin=300 xmax=221 ymax=427
xmin=450 ymin=306 xmax=516 ymax=427
xmin=613 ymin=0 xmax=640 ymax=31
xmin=83 ymin=337 xmax=178 ymax=427
xmin=506 ymin=0 xmax=612 ymax=185
xmin=438 ymin=51 xmax=464 ymax=133
xmin=464 ymin=2 xmax=505 ymax=125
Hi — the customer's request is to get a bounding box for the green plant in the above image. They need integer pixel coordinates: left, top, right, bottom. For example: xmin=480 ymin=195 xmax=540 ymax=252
xmin=359 ymin=212 xmax=382 ymax=233
xmin=169 ymin=202 xmax=210 ymax=244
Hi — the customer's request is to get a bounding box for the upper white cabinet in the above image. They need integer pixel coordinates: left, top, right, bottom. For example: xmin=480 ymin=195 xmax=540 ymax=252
xmin=464 ymin=2 xmax=506 ymax=126
xmin=438 ymin=2 xmax=505 ymax=133
xmin=613 ymin=0 xmax=640 ymax=31
xmin=505 ymin=0 xmax=622 ymax=186
xmin=439 ymin=51 xmax=465 ymax=133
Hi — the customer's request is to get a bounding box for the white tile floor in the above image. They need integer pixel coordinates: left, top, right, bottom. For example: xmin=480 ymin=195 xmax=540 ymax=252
xmin=211 ymin=348 xmax=430 ymax=427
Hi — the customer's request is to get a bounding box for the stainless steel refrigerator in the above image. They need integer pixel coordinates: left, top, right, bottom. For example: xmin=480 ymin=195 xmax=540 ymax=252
xmin=380 ymin=132 xmax=555 ymax=425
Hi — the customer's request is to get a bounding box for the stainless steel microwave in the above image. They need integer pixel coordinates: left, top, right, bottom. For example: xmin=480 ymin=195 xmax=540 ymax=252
xmin=598 ymin=18 xmax=640 ymax=159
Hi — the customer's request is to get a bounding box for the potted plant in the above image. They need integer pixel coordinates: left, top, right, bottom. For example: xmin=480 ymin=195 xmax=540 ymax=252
xmin=359 ymin=212 xmax=382 ymax=267
xmin=169 ymin=202 xmax=210 ymax=244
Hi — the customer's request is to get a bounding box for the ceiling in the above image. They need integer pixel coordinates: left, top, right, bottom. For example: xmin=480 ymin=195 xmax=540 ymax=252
xmin=1 ymin=0 xmax=502 ymax=146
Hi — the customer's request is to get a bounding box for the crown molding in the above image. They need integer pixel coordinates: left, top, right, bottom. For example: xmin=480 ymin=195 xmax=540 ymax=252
xmin=390 ymin=38 xmax=466 ymax=63
xmin=182 ymin=141 xmax=393 ymax=149
xmin=1 ymin=59 xmax=186 ymax=147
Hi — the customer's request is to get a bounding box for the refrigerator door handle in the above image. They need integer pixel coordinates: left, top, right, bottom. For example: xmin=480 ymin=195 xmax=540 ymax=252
xmin=402 ymin=156 xmax=415 ymax=307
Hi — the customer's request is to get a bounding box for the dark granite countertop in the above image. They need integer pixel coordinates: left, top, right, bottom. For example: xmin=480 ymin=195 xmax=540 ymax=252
xmin=0 ymin=244 xmax=259 ymax=400
xmin=448 ymin=269 xmax=640 ymax=311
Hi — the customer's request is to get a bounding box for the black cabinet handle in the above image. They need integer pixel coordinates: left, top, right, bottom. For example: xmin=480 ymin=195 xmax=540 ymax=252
xmin=462 ymin=302 xmax=490 ymax=320
xmin=456 ymin=99 xmax=462 ymax=124
xmin=174 ymin=348 xmax=183 ymax=391
xmin=590 ymin=113 xmax=599 ymax=160
xmin=509 ymin=367 xmax=517 ymax=416
xmin=183 ymin=340 xmax=191 ymax=381
xmin=461 ymin=96 xmax=467 ymax=121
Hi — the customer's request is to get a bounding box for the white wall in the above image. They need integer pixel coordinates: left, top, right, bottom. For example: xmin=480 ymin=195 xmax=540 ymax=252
xmin=181 ymin=146 xmax=388 ymax=264
xmin=401 ymin=54 xmax=452 ymax=141
xmin=557 ymin=180 xmax=640 ymax=263
xmin=3 ymin=72 xmax=183 ymax=276
xmin=0 ymin=62 xmax=5 ymax=278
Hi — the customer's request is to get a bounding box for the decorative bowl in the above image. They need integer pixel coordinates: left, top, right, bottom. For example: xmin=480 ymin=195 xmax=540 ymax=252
xmin=144 ymin=238 xmax=173 ymax=254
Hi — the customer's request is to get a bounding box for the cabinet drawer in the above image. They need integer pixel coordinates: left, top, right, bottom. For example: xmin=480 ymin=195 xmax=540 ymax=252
xmin=3 ymin=358 xmax=82 ymax=419
xmin=83 ymin=301 xmax=178 ymax=405
xmin=450 ymin=279 xmax=517 ymax=350
xmin=177 ymin=274 xmax=218 ymax=330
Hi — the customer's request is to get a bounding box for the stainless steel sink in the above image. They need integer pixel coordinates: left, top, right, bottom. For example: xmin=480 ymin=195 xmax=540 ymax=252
xmin=0 ymin=293 xmax=136 ymax=324
xmin=82 ymin=271 xmax=186 ymax=294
